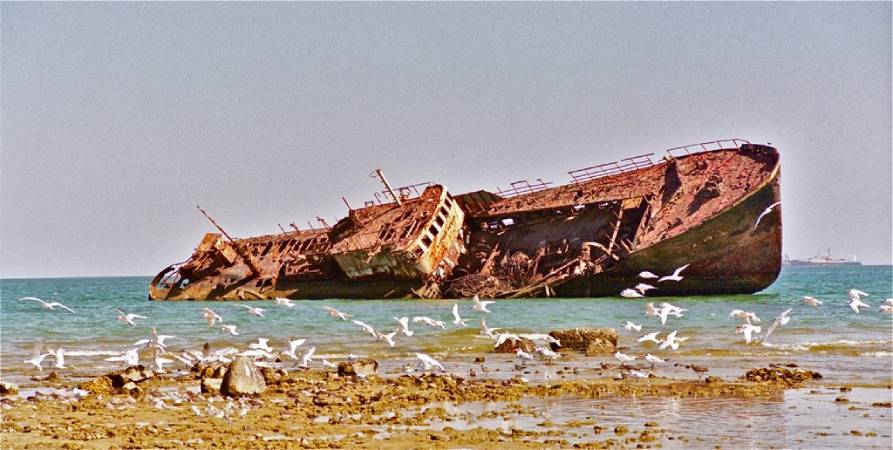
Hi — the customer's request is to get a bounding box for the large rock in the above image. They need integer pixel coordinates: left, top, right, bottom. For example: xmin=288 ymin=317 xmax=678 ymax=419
xmin=549 ymin=328 xmax=617 ymax=355
xmin=201 ymin=377 xmax=222 ymax=395
xmin=338 ymin=359 xmax=379 ymax=379
xmin=0 ymin=382 xmax=19 ymax=395
xmin=110 ymin=366 xmax=154 ymax=387
xmin=220 ymin=356 xmax=266 ymax=397
xmin=494 ymin=337 xmax=536 ymax=354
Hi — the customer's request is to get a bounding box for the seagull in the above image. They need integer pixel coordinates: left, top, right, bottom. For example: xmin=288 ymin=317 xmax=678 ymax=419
xmin=728 ymin=309 xmax=761 ymax=324
xmin=637 ymin=331 xmax=662 ymax=344
xmin=274 ymin=297 xmax=295 ymax=307
xmin=471 ymin=294 xmax=495 ymax=313
xmin=638 ymin=271 xmax=659 ymax=279
xmin=849 ymin=296 xmax=870 ymax=314
xmin=321 ymin=359 xmax=337 ymax=369
xmin=201 ymin=308 xmax=223 ymax=326
xmin=116 ymin=309 xmax=148 ymax=326
xmin=658 ymin=330 xmax=682 ymax=350
xmin=736 ymin=323 xmax=762 ymax=344
xmin=635 ymin=283 xmax=657 ymax=294
xmin=19 ymin=297 xmax=75 ymax=313
xmin=412 ymin=316 xmax=446 ymax=329
xmin=761 ymin=308 xmax=792 ymax=341
xmin=480 ymin=319 xmax=500 ymax=337
xmin=535 ymin=346 xmax=561 ymax=359
xmin=24 ymin=341 xmax=51 ymax=372
xmin=623 ymin=321 xmax=642 ymax=332
xmin=299 ymin=347 xmax=315 ymax=368
xmin=451 ymin=303 xmax=468 ymax=327
xmin=493 ymin=333 xmax=521 ymax=348
xmin=645 ymin=303 xmax=659 ymax=317
xmin=753 ymin=201 xmax=781 ymax=229
xmin=879 ymin=305 xmax=893 ymax=314
xmin=281 ymin=338 xmax=306 ymax=360
xmin=614 ymin=351 xmax=637 ymax=363
xmin=220 ymin=324 xmax=239 ymax=336
xmin=628 ymin=369 xmax=649 ymax=379
xmin=516 ymin=349 xmax=535 ymax=361
xmin=377 ymin=331 xmax=397 ymax=347
xmin=518 ymin=333 xmax=561 ymax=347
xmin=883 ymin=299 xmax=893 ymax=307
xmin=236 ymin=304 xmax=265 ymax=318
xmin=105 ymin=348 xmax=140 ymax=366
xmin=658 ymin=264 xmax=689 ymax=283
xmin=46 ymin=347 xmax=67 ymax=370
xmin=352 ymin=320 xmax=378 ymax=338
xmin=249 ymin=338 xmax=273 ymax=353
xmin=322 ymin=306 xmax=352 ymax=320
xmin=660 ymin=302 xmax=688 ymax=317
xmin=152 ymin=353 xmax=175 ymax=373
xmin=394 ymin=317 xmax=414 ymax=336
xmin=620 ymin=288 xmax=644 ymax=298
xmin=416 ymin=353 xmax=445 ymax=371
xmin=644 ymin=354 xmax=666 ymax=368
xmin=134 ymin=327 xmax=175 ymax=350
xmin=802 ymin=296 xmax=822 ymax=308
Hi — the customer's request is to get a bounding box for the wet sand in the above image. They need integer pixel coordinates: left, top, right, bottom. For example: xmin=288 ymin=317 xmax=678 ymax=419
xmin=2 ymin=362 xmax=891 ymax=449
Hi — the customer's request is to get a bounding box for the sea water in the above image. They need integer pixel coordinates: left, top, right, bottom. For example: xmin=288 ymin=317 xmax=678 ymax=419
xmin=1 ymin=266 xmax=891 ymax=386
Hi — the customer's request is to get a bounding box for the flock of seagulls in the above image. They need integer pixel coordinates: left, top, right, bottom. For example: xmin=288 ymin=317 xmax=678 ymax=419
xmin=620 ymin=264 xmax=689 ymax=298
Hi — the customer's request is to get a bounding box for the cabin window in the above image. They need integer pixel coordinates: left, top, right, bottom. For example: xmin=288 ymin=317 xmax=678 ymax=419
xmin=414 ymin=247 xmax=424 ymax=257
xmin=421 ymin=235 xmax=433 ymax=247
xmin=435 ymin=214 xmax=445 ymax=228
xmin=428 ymin=224 xmax=439 ymax=236
xmin=439 ymin=205 xmax=450 ymax=217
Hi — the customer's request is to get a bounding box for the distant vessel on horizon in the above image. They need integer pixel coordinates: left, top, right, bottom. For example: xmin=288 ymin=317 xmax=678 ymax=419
xmin=783 ymin=249 xmax=862 ymax=267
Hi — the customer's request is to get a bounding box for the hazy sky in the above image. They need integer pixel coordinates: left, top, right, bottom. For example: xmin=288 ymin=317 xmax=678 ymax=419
xmin=2 ymin=2 xmax=891 ymax=278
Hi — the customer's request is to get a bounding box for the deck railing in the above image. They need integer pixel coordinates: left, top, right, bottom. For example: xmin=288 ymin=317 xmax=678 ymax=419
xmin=567 ymin=153 xmax=656 ymax=183
xmin=664 ymin=138 xmax=750 ymax=158
xmin=495 ymin=179 xmax=554 ymax=198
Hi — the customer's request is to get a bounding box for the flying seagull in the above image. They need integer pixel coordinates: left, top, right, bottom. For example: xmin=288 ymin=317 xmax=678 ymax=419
xmin=658 ymin=264 xmax=689 ymax=283
xmin=117 ymin=309 xmax=148 ymax=326
xmin=753 ymin=201 xmax=781 ymax=229
xmin=472 ymin=295 xmax=495 ymax=313
xmin=19 ymin=297 xmax=75 ymax=313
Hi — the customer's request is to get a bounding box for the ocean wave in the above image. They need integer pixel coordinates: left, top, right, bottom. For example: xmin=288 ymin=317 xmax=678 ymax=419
xmin=760 ymin=339 xmax=892 ymax=354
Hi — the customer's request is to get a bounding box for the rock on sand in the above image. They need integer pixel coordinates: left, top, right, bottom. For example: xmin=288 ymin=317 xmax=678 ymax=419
xmin=548 ymin=328 xmax=617 ymax=355
xmin=220 ymin=356 xmax=266 ymax=397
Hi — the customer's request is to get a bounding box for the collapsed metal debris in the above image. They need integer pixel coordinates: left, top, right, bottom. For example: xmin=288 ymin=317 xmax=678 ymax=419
xmin=149 ymin=139 xmax=782 ymax=300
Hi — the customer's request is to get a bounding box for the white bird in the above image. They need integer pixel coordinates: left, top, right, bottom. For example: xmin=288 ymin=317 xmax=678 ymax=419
xmin=134 ymin=327 xmax=175 ymax=350
xmin=516 ymin=349 xmax=535 ymax=361
xmin=620 ymin=288 xmax=644 ymax=298
xmin=299 ymin=347 xmax=316 ymax=368
xmin=480 ymin=319 xmax=500 ymax=337
xmin=879 ymin=305 xmax=893 ymax=314
xmin=321 ymin=359 xmax=337 ymax=368
xmin=416 ymin=353 xmax=445 ymax=371
xmin=628 ymin=369 xmax=649 ymax=379
xmin=249 ymin=338 xmax=273 ymax=353
xmin=412 ymin=316 xmax=446 ymax=329
xmin=153 ymin=354 xmax=175 ymax=373
xmin=46 ymin=347 xmax=67 ymax=370
xmin=658 ymin=264 xmax=690 ymax=283
xmin=322 ymin=306 xmax=351 ymax=320
xmin=802 ymin=296 xmax=822 ymax=308
xmin=281 ymin=338 xmax=307 ymax=360
xmin=753 ymin=201 xmax=781 ymax=229
xmin=644 ymin=354 xmax=666 ymax=367
xmin=274 ymin=297 xmax=295 ymax=307
xmin=761 ymin=307 xmax=792 ymax=342
xmin=635 ymin=283 xmax=657 ymax=294
xmin=116 ymin=309 xmax=148 ymax=326
xmin=883 ymin=298 xmax=893 ymax=307
xmin=655 ymin=307 xmax=671 ymax=326
xmin=471 ymin=294 xmax=495 ymax=313
xmin=105 ymin=348 xmax=140 ymax=366
xmin=623 ymin=321 xmax=642 ymax=332
xmin=451 ymin=303 xmax=468 ymax=327
xmin=394 ymin=317 xmax=414 ymax=336
xmin=201 ymin=308 xmax=223 ymax=326
xmin=614 ymin=351 xmax=637 ymax=363
xmin=660 ymin=302 xmax=687 ymax=317
xmin=493 ymin=333 xmax=520 ymax=348
xmin=849 ymin=297 xmax=870 ymax=314
xmin=352 ymin=320 xmax=378 ymax=338
xmin=658 ymin=331 xmax=682 ymax=350
xmin=220 ymin=324 xmax=239 ymax=336
xmin=638 ymin=271 xmax=659 ymax=279
xmin=377 ymin=331 xmax=397 ymax=347
xmin=535 ymin=346 xmax=561 ymax=359
xmin=848 ymin=288 xmax=870 ymax=299
xmin=637 ymin=331 xmax=662 ymax=344
xmin=736 ymin=323 xmax=762 ymax=344
xmin=236 ymin=304 xmax=265 ymax=318
xmin=645 ymin=302 xmax=659 ymax=317
xmin=519 ymin=333 xmax=561 ymax=347
xmin=728 ymin=309 xmax=761 ymax=324
xmin=24 ymin=341 xmax=51 ymax=372
xmin=19 ymin=297 xmax=75 ymax=313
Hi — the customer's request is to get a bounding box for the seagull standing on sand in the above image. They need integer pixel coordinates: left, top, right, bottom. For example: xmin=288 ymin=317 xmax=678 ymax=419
xmin=394 ymin=317 xmax=414 ymax=337
xmin=451 ymin=303 xmax=468 ymax=327
xmin=644 ymin=354 xmax=666 ymax=369
xmin=762 ymin=308 xmax=792 ymax=341
xmin=614 ymin=351 xmax=637 ymax=363
xmin=623 ymin=321 xmax=642 ymax=332
xmin=116 ymin=309 xmax=148 ymax=326
xmin=659 ymin=264 xmax=690 ymax=283
xmin=236 ymin=304 xmax=265 ymax=318
xmin=19 ymin=297 xmax=75 ymax=313
xmin=322 ymin=306 xmax=352 ymax=320
xmin=274 ymin=297 xmax=295 ymax=308
xmin=620 ymin=288 xmax=644 ymax=298
xmin=802 ymin=296 xmax=822 ymax=308
xmin=535 ymin=346 xmax=560 ymax=359
xmin=472 ymin=295 xmax=495 ymax=313
xmin=416 ymin=353 xmax=445 ymax=371
xmin=753 ymin=201 xmax=781 ymax=229
xmin=202 ymin=308 xmax=223 ymax=326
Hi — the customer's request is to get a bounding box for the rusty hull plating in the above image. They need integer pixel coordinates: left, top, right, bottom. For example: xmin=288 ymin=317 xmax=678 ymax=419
xmin=149 ymin=140 xmax=781 ymax=300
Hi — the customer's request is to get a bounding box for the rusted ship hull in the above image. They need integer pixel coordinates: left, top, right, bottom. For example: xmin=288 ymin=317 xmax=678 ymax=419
xmin=149 ymin=139 xmax=782 ymax=300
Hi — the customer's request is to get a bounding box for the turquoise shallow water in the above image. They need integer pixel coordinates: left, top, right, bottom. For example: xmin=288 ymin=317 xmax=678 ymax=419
xmin=1 ymin=266 xmax=891 ymax=385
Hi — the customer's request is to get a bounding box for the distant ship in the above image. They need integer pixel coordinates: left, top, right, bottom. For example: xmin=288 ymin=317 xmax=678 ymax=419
xmin=783 ymin=249 xmax=862 ymax=267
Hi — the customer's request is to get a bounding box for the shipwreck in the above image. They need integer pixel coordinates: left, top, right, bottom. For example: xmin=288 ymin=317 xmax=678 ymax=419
xmin=149 ymin=139 xmax=782 ymax=300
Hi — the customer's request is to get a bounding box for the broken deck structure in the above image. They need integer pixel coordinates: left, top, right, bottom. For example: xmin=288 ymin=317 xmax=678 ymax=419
xmin=149 ymin=139 xmax=782 ymax=300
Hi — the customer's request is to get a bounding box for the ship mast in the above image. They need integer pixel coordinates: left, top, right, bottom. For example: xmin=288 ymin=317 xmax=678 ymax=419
xmin=373 ymin=168 xmax=402 ymax=206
